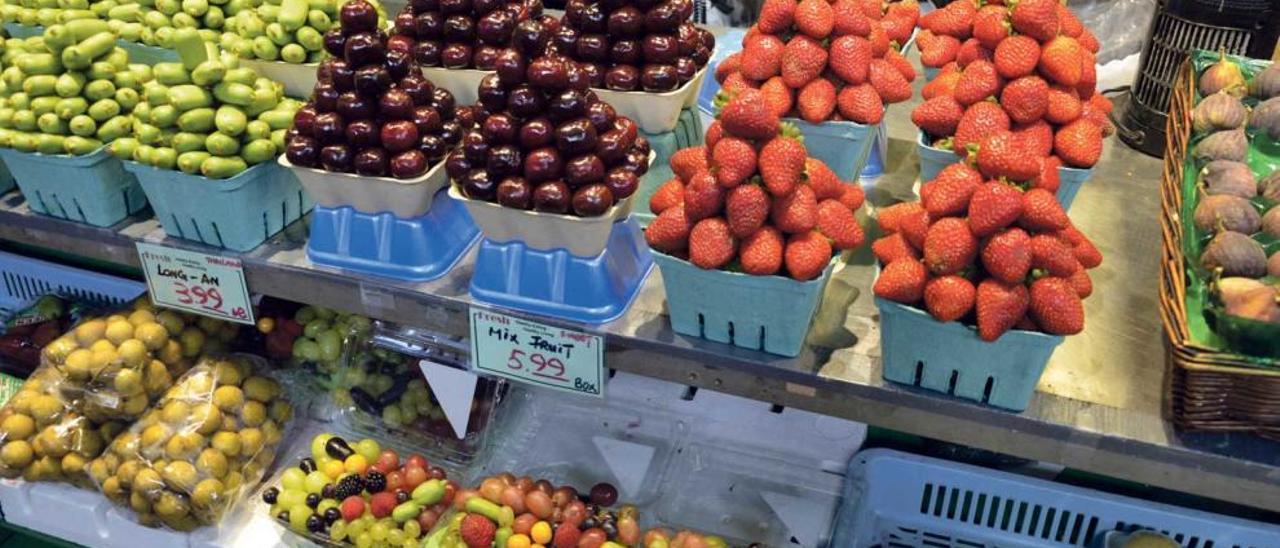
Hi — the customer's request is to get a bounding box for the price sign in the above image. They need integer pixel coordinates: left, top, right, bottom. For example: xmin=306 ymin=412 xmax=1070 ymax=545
xmin=136 ymin=243 xmax=255 ymax=325
xmin=469 ymin=307 xmax=603 ymax=398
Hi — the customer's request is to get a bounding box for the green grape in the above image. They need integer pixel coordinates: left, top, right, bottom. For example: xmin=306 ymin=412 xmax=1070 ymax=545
xmin=354 ymin=531 xmax=373 ymax=548
xmin=348 ymin=516 xmax=369 ymax=536
xmin=387 ymin=528 xmax=405 ymax=545
xmin=329 ymin=520 xmax=348 ymax=541
xmin=316 ymin=330 xmax=343 ymax=362
xmin=317 ymin=498 xmax=339 ymax=514
xmin=313 ymin=306 xmax=335 ymax=320
xmin=310 ymin=434 xmax=333 ymax=462
xmin=403 ymin=520 xmax=420 ymax=539
xmin=399 ymin=400 xmax=418 ymax=423
xmin=277 ymin=488 xmax=306 ymax=510
xmin=304 ymin=470 xmax=329 ymax=494
xmin=280 ymin=468 xmax=305 ymax=490
xmin=288 ymin=504 xmax=311 ymax=533
xmin=293 ymin=338 xmax=320 ymax=362
xmin=356 ymin=439 xmax=380 ymax=462
xmin=294 ymin=306 xmax=316 ymax=325
xmin=382 ymin=405 xmax=403 ymax=426
xmin=370 ymin=521 xmax=389 ymax=541
xmin=303 ymin=320 xmax=330 ymax=339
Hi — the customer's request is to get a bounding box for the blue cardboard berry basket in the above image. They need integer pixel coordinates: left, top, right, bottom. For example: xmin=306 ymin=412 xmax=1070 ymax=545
xmin=0 ymin=160 xmax=14 ymax=195
xmin=786 ymin=117 xmax=879 ymax=184
xmin=875 ymin=297 xmax=1063 ymax=411
xmin=917 ymin=131 xmax=1094 ymax=209
xmin=651 ymin=252 xmax=836 ymax=357
xmin=0 ymin=146 xmax=146 ymax=227
xmin=124 ymin=160 xmax=310 ymax=251
xmin=633 ymin=108 xmax=705 ymax=228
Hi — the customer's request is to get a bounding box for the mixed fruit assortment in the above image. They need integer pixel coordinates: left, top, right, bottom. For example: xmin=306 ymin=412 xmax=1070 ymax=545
xmin=552 ymin=0 xmax=714 ymax=92
xmin=389 ymin=0 xmax=549 ymax=70
xmin=262 ymin=433 xmax=454 ymax=546
xmin=912 ymin=0 xmax=1111 ymax=177
xmin=714 ymin=0 xmax=919 ymax=124
xmin=286 ymin=0 xmax=470 ymax=178
xmin=645 ymin=89 xmax=867 ymax=280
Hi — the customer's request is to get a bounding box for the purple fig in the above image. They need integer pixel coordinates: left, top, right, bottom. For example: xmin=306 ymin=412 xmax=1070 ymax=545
xmin=1252 ymin=63 xmax=1280 ymax=100
xmin=1263 ymin=207 xmax=1280 ymax=239
xmin=1261 ymin=172 xmax=1280 ymax=201
xmin=1199 ymin=52 xmax=1247 ymax=98
xmin=1192 ymin=91 xmax=1247 ymax=134
xmin=1201 ymin=160 xmax=1257 ymax=198
xmin=1193 ymin=128 xmax=1248 ymax=162
xmin=1202 ymin=231 xmax=1267 ymax=277
xmin=1194 ymin=194 xmax=1261 ymax=234
xmin=1248 ymin=96 xmax=1280 ymax=140
xmin=1216 ymin=277 xmax=1280 ymax=323
xmin=1271 ymin=251 xmax=1280 ymax=278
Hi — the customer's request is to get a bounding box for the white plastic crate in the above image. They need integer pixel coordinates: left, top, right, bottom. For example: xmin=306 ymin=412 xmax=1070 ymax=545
xmin=833 ymin=449 xmax=1280 ymax=548
xmin=0 ymin=480 xmax=222 ymax=548
xmin=0 ymin=250 xmax=145 ymax=317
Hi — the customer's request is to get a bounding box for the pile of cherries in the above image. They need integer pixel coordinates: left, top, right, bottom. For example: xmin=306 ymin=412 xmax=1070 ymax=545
xmin=551 ymin=0 xmax=715 ymax=92
xmin=388 ymin=0 xmax=554 ymax=70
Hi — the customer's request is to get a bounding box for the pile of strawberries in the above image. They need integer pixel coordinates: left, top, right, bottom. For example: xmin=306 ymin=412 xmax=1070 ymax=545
xmin=871 ymin=162 xmax=1103 ymax=340
xmin=912 ymin=0 xmax=1112 ymax=183
xmin=645 ymin=89 xmax=867 ymax=281
xmin=711 ymin=0 xmax=920 ymax=125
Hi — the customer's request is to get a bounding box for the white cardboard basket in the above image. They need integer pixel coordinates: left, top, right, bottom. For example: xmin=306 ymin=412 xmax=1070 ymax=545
xmin=279 ymin=154 xmax=449 ymax=218
xmin=240 ymin=59 xmax=319 ymax=99
xmin=448 ymin=185 xmax=636 ymax=257
xmin=594 ymin=59 xmax=711 ymax=134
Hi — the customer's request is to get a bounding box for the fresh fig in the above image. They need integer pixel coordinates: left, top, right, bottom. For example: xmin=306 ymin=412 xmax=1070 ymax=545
xmin=1252 ymin=63 xmax=1280 ymax=100
xmin=1202 ymin=231 xmax=1267 ymax=277
xmin=1217 ymin=277 xmax=1280 ymax=323
xmin=1270 ymin=251 xmax=1280 ymax=277
xmin=1261 ymin=172 xmax=1280 ymax=201
xmin=1248 ymin=96 xmax=1280 ymax=140
xmin=1263 ymin=207 xmax=1280 ymax=238
xmin=1192 ymin=91 xmax=1248 ymax=134
xmin=1194 ymin=194 xmax=1261 ymax=234
xmin=1193 ymin=128 xmax=1248 ymax=162
xmin=1201 ymin=160 xmax=1257 ymax=198
xmin=1199 ymin=53 xmax=1248 ymax=97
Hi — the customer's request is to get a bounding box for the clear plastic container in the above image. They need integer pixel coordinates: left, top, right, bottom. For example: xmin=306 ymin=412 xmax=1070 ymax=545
xmin=329 ymin=321 xmax=506 ymax=468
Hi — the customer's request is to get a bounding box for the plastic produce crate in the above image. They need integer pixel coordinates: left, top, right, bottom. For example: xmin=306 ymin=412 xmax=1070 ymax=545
xmin=125 ymin=160 xmax=310 ymax=251
xmin=832 ymin=449 xmax=1280 ymax=547
xmin=0 ymin=250 xmax=145 ymax=319
xmin=0 ymin=160 xmax=14 ymax=195
xmin=0 ymin=480 xmax=222 ymax=548
xmin=917 ymin=131 xmax=1094 ymax=209
xmin=0 ymin=147 xmax=146 ymax=227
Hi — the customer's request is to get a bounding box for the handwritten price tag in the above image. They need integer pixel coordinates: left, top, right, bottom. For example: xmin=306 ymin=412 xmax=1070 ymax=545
xmin=136 ymin=243 xmax=255 ymax=325
xmin=469 ymin=307 xmax=603 ymax=398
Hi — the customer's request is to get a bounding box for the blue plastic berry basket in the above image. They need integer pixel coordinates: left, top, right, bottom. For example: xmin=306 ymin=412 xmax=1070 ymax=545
xmin=651 ymin=253 xmax=836 ymax=357
xmin=788 ymin=117 xmax=879 ymax=184
xmin=0 ymin=147 xmax=146 ymax=227
xmin=124 ymin=160 xmax=310 ymax=251
xmin=469 ymin=218 xmax=654 ymax=324
xmin=876 ymin=297 xmax=1063 ymax=411
xmin=0 ymin=250 xmax=145 ymax=319
xmin=832 ymin=449 xmax=1280 ymax=547
xmin=917 ymin=131 xmax=1094 ymax=209
xmin=306 ymin=191 xmax=480 ymax=282
xmin=0 ymin=160 xmax=14 ymax=195
xmin=633 ymin=108 xmax=705 ymax=228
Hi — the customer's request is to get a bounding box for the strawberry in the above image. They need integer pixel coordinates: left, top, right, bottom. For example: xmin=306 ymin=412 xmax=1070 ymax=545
xmin=924 ymin=275 xmax=977 ymax=322
xmin=877 ymin=201 xmax=925 ymax=233
xmin=976 ymin=131 xmax=1042 ymax=181
xmin=923 ymin=217 xmax=978 ymax=275
xmin=646 ymin=205 xmax=692 ymax=253
xmin=1018 ymin=188 xmax=1069 ymax=231
xmin=760 ymin=77 xmax=794 ymax=118
xmin=867 ymin=25 xmax=891 ymax=57
xmin=649 ymin=177 xmax=685 ymax=214
xmin=1078 ymin=29 xmax=1100 ymax=54
xmin=1012 ymin=119 xmax=1054 ymax=157
xmin=683 ymin=171 xmax=724 ymax=222
xmin=839 ymin=182 xmax=865 ymax=211
xmin=1030 ymin=154 xmax=1061 ymax=192
xmin=832 ymin=0 xmax=873 ymax=36
xmin=1054 ymin=119 xmax=1103 ymax=168
xmin=881 ymin=17 xmax=915 ymax=46
xmin=873 ymin=258 xmax=928 ymax=303
xmin=976 ymin=279 xmax=1030 ymax=341
xmin=885 ymin=48 xmax=917 ymax=82
xmin=953 ymin=60 xmax=1001 ymax=106
xmin=757 ymin=0 xmax=796 ymax=34
xmin=886 ymin=0 xmax=921 ymax=23
xmin=759 ymin=135 xmax=807 ymax=197
xmin=1029 ymin=277 xmax=1085 ymax=335
xmin=1039 ymin=36 xmax=1084 ymax=87
xmin=771 ymin=184 xmax=818 ymax=234
xmin=869 ymin=59 xmax=912 ymax=103
xmin=689 ymin=217 xmax=737 ymax=270
xmin=912 ymin=95 xmax=964 ymax=138
xmin=922 ymin=170 xmax=980 ymax=218
xmin=716 ymin=53 xmax=742 ymax=84
xmin=1015 ymin=315 xmax=1039 ymax=330
xmin=795 ymin=0 xmax=835 ymax=39
xmin=1068 ymin=268 xmax=1092 ymax=297
xmin=797 ymin=78 xmax=837 ymax=123
xmin=873 ymin=232 xmax=920 ymax=263
xmin=919 ymin=33 xmax=961 ymax=68
xmin=829 ymin=36 xmax=872 ymax=85
xmin=922 ymin=67 xmax=961 ymax=100
xmin=899 ymin=207 xmax=932 ymax=250
xmin=712 ymin=137 xmax=757 ymax=188
xmin=956 ymin=38 xmax=993 ymax=68
xmin=785 ymin=230 xmax=833 ymax=280
xmin=928 ymin=0 xmax=976 ymax=38
xmin=1056 ymin=3 xmax=1083 ymax=37
xmin=968 ymin=181 xmax=1024 ymax=237
xmin=981 ymin=227 xmax=1032 ymax=284
xmin=1045 ymin=86 xmax=1082 ymax=125
xmin=718 ymin=89 xmax=779 ymax=140
xmin=705 ymin=120 xmax=724 ymax=149
xmin=1077 ymin=49 xmax=1098 ymax=97
xmin=854 ymin=0 xmax=883 ymax=20
xmin=971 ymin=5 xmax=1010 ymax=50
xmin=740 ymin=35 xmax=785 ymax=81
xmin=805 ymin=157 xmax=842 ymax=200
xmin=1030 ymin=234 xmax=1080 ymax=277
xmin=1010 ymin=0 xmax=1059 ymax=41
xmin=782 ymin=35 xmax=829 ymax=88
xmin=993 ymin=35 xmax=1040 ymax=80
xmin=837 ymin=84 xmax=884 ymax=125
xmin=460 ymin=514 xmax=496 ymax=548
xmin=721 ymin=71 xmax=757 ymax=96
xmin=999 ymin=75 xmax=1048 ymax=124
xmin=740 ymin=226 xmax=785 ymax=275
xmin=1064 ymin=227 xmax=1102 ymax=268
xmin=816 ymin=199 xmax=864 ymax=249
xmin=1080 ymin=100 xmax=1113 ymax=137
xmin=726 ymin=184 xmax=772 ymax=238
xmin=954 ymin=102 xmax=1011 ymax=157
xmin=670 ymin=146 xmax=708 ymax=182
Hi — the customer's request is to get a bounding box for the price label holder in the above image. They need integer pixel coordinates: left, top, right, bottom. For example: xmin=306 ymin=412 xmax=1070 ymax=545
xmin=136 ymin=242 xmax=255 ymax=325
xmin=469 ymin=307 xmax=604 ymax=398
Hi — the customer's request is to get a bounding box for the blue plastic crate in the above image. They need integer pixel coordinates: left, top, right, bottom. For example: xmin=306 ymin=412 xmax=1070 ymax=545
xmin=125 ymin=160 xmax=310 ymax=251
xmin=469 ymin=218 xmax=653 ymax=324
xmin=832 ymin=449 xmax=1280 ymax=547
xmin=0 ymin=147 xmax=146 ymax=227
xmin=652 ymin=253 xmax=835 ymax=357
xmin=876 ymin=297 xmax=1062 ymax=411
xmin=0 ymin=251 xmax=144 ymax=318
xmin=307 ymin=191 xmax=480 ymax=281
xmin=633 ymin=108 xmax=705 ymax=228
xmin=917 ymin=131 xmax=1094 ymax=209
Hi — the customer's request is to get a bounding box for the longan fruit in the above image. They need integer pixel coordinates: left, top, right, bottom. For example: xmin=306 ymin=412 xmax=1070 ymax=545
xmin=63 ymin=349 xmax=94 ymax=381
xmin=88 ymin=339 xmax=116 ymax=355
xmin=140 ymin=423 xmax=172 ymax=449
xmin=158 ymin=339 xmax=183 ymax=366
xmin=41 ymin=336 xmax=78 ymax=364
xmin=134 ymin=322 xmax=169 ymax=351
xmin=132 ymin=466 xmax=164 ymax=495
xmin=183 ymin=372 xmax=215 ymax=396
xmin=261 ymin=421 xmax=282 ymax=446
xmin=191 ymin=478 xmax=224 ymax=509
xmin=155 ymin=310 xmax=185 ymax=336
xmin=161 ymin=460 xmax=198 ymax=492
xmin=101 ymin=475 xmax=122 ymax=500
xmin=89 ymin=347 xmax=120 ymax=374
xmin=222 ymin=470 xmax=243 ymax=491
xmin=178 ymin=327 xmax=206 ymax=358
xmin=144 ymin=359 xmax=172 ymax=397
xmin=210 ymin=431 xmax=241 ymax=458
xmin=1 ymin=440 xmax=34 ymax=468
xmin=60 ymin=452 xmax=86 ymax=476
xmin=189 ymin=403 xmax=222 ymax=436
xmin=268 ymin=400 xmax=292 ymax=423
xmin=113 ymin=368 xmax=143 ymax=396
xmin=117 ymin=339 xmax=149 ymax=368
xmin=160 ymin=400 xmax=191 ymax=425
xmin=122 ymin=394 xmax=149 ymax=417
xmin=87 ymin=458 xmax=111 ymax=484
xmin=238 ymin=428 xmax=264 ymax=457
xmin=74 ymin=320 xmax=107 ymax=347
xmin=127 ymin=309 xmax=156 ymax=326
xmin=8 ymin=391 xmax=34 ymax=415
xmin=240 ymin=401 xmax=266 ymax=428
xmin=2 ymin=413 xmax=35 ymax=440
xmin=242 ymin=376 xmax=277 ymax=402
xmin=77 ymin=428 xmax=104 ymax=457
xmin=212 ymin=385 xmax=244 ymax=413
xmin=211 ymin=360 xmax=242 ymax=386
xmin=129 ymin=489 xmax=152 ymax=514
xmin=116 ymin=459 xmax=141 ymax=486
xmin=28 ymin=395 xmax=61 ymax=426
xmin=104 ymin=320 xmax=135 ymax=346
xmin=195 ymin=448 xmax=228 ymax=479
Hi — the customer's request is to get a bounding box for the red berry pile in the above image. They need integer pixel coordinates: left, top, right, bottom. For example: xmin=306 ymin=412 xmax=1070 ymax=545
xmin=713 ymin=0 xmax=920 ymax=125
xmin=913 ymin=0 xmax=1112 ymax=174
xmin=871 ymin=163 xmax=1103 ymax=341
xmin=646 ymin=90 xmax=867 ymax=280
xmin=447 ymin=53 xmax=650 ymax=216
xmin=388 ymin=0 xmax=550 ymax=69
xmin=442 ymin=475 xmax=635 ymax=547
xmin=551 ymin=0 xmax=715 ymax=92
xmin=288 ymin=0 xmax=473 ymax=178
